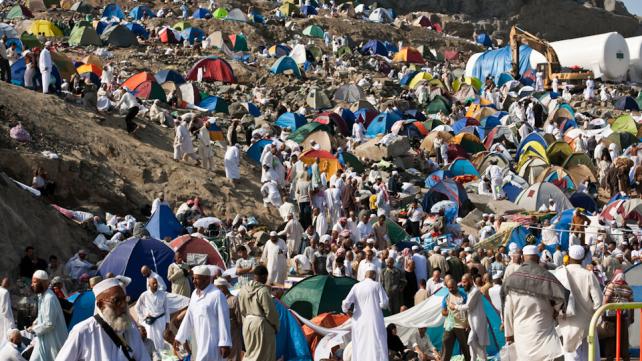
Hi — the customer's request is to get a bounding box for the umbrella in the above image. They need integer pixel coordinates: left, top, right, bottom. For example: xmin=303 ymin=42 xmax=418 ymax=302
xmin=193 ymin=217 xmax=222 ymax=229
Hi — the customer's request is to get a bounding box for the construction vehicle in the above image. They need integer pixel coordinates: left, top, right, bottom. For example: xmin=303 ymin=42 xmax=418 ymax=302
xmin=509 ymin=25 xmax=593 ymax=90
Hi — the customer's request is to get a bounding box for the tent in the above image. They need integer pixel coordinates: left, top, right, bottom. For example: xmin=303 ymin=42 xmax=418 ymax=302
xmin=191 ymin=8 xmax=211 ymax=19
xmin=614 ymin=96 xmax=640 ymax=111
xmin=276 ymin=112 xmax=307 ymax=130
xmin=333 ymin=84 xmax=364 ymax=103
xmin=302 ymin=25 xmax=324 ymax=38
xmin=68 ymin=25 xmax=101 ymax=46
xmin=227 ymin=8 xmax=248 ymax=22
xmin=274 ymin=299 xmax=313 ymax=361
xmin=145 ymin=204 xmax=184 ymax=240
xmin=229 ymin=33 xmax=248 ymax=52
xmin=368 ymin=8 xmax=393 ymax=23
xmin=20 ymin=32 xmax=42 ymax=50
xmin=605 ymin=132 xmax=637 ymax=150
xmin=122 ymin=72 xmax=155 ymax=91
xmin=611 ymin=114 xmax=639 ymax=136
xmin=0 ymin=24 xmax=19 ymax=40
xmin=30 ymin=20 xmax=63 ymax=37
xmin=476 ymin=33 xmax=493 ymax=47
xmin=76 ymin=64 xmax=101 ymax=77
xmin=449 ymin=158 xmax=480 ymax=177
xmin=366 ymin=111 xmax=401 ymax=137
xmin=102 ymin=3 xmax=125 ymax=19
xmin=67 ymin=291 xmax=94 ymax=330
xmin=181 ymin=27 xmax=205 ymax=45
xmin=300 ymin=149 xmax=342 ymax=177
xmin=306 ymin=89 xmax=332 ymax=109
xmin=515 ymin=132 xmax=548 ymax=162
xmin=302 ymin=313 xmax=350 ymax=356
xmin=26 ymin=0 xmax=48 ymax=12
xmin=172 ymin=21 xmax=191 ymax=31
xmin=393 ymin=47 xmax=425 ymax=64
xmin=426 ymin=96 xmax=451 ymax=115
xmin=546 ymin=141 xmax=573 ymax=166
xmin=288 ymin=122 xmax=331 ymax=143
xmin=301 ymin=4 xmax=318 ymax=16
xmin=7 ymin=5 xmax=33 ymax=19
xmin=314 ymin=112 xmax=348 ymax=135
xmin=186 ymin=57 xmax=236 ymax=83
xmin=97 ymin=237 xmax=175 ymax=299
xmin=155 ymin=69 xmax=185 ymax=85
xmin=212 ymin=7 xmax=228 ymax=19
xmin=124 ymin=22 xmax=149 ymax=39
xmin=247 ymin=139 xmax=273 ymax=163
xmin=338 ymin=151 xmax=365 ymax=173
xmin=199 ymin=96 xmax=229 ymax=114
xmin=452 ymin=133 xmax=484 ymax=154
xmin=279 ymin=2 xmax=298 ymax=16
xmin=569 ymin=192 xmax=598 ymax=214
xmin=203 ymin=31 xmax=223 ymax=49
xmin=515 ymin=182 xmax=573 ymax=212
xmin=50 ymin=52 xmax=76 ymax=81
xmin=159 ymin=27 xmax=180 ymax=44
xmin=178 ymin=82 xmax=201 ymax=105
xmin=413 ymin=15 xmax=432 ymax=27
xmin=100 ymin=25 xmax=137 ymax=47
xmin=269 ymin=44 xmax=291 ymax=57
xmin=421 ymin=179 xmax=473 ymax=216
xmin=360 ymin=40 xmax=388 ymax=56
xmin=133 ymin=81 xmax=167 ymax=102
xmin=271 ymin=56 xmax=302 ymax=78
xmin=129 ymin=5 xmax=154 ymax=20
xmin=562 ymin=153 xmax=597 ymax=175
xmin=281 ymin=275 xmax=358 ymax=319
xmin=169 ymin=235 xmax=226 ymax=269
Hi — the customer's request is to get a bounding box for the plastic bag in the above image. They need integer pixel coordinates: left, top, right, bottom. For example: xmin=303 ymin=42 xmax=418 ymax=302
xmin=499 ymin=343 xmax=518 ymax=361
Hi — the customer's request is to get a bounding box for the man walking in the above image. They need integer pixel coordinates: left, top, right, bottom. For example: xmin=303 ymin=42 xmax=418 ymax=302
xmin=135 ymin=278 xmax=169 ymax=354
xmin=29 ymin=270 xmax=68 ymax=361
xmin=441 ymin=278 xmax=470 ymax=361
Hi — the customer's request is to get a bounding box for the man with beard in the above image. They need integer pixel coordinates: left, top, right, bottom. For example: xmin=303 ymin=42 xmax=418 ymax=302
xmin=174 ymin=265 xmax=231 ymax=361
xmin=135 ymin=278 xmax=169 ymax=355
xmin=56 ymin=278 xmax=151 ymax=360
xmin=29 ymin=270 xmax=67 ymax=361
xmin=449 ymin=274 xmax=488 ymax=361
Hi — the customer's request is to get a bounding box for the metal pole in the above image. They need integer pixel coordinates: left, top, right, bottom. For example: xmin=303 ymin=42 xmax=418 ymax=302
xmin=587 ymin=302 xmax=642 ymax=361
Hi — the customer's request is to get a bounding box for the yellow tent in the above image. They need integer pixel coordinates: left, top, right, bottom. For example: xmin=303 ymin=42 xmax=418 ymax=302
xmin=279 ymin=2 xmax=299 ymax=16
xmin=30 ymin=19 xmax=63 ymax=37
xmin=300 ymin=149 xmax=341 ymax=177
xmin=60 ymin=0 xmax=73 ymax=10
xmin=408 ymin=72 xmax=432 ymax=89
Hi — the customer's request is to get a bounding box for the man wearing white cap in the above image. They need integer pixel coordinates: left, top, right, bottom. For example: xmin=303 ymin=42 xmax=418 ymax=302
xmin=57 ymin=278 xmax=150 ymax=361
xmin=135 ymin=278 xmax=169 ymax=354
xmin=261 ymin=231 xmax=288 ymax=285
xmin=174 ymin=265 xmax=231 ymax=361
xmin=279 ymin=212 xmax=304 ymax=257
xmin=0 ymin=329 xmax=26 ymax=361
xmin=30 ymin=270 xmax=67 ymax=361
xmin=342 ymin=263 xmax=389 ymax=361
xmin=557 ymin=245 xmax=602 ymax=361
xmin=502 ymin=245 xmax=568 ymax=361
xmin=38 ymin=42 xmax=52 ymax=94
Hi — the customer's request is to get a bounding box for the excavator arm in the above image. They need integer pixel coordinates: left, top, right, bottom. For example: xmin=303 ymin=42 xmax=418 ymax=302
xmin=509 ymin=25 xmax=561 ymax=79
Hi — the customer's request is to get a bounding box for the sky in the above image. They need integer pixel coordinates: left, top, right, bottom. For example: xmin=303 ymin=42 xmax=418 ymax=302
xmin=621 ymin=0 xmax=642 ymax=15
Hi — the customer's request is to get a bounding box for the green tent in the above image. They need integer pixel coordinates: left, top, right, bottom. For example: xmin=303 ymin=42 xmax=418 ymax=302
xmin=229 ymin=33 xmax=248 ymax=52
xmin=69 ymin=25 xmax=102 ymax=46
xmin=20 ymin=32 xmax=42 ymax=49
xmin=612 ymin=114 xmax=638 ymax=136
xmin=636 ymin=91 xmax=642 ymax=110
xmin=546 ymin=140 xmax=573 ymax=166
xmin=281 ymin=275 xmax=357 ymax=319
xmin=302 ymin=25 xmax=324 ymax=38
xmin=172 ymin=21 xmax=191 ymax=31
xmin=421 ymin=118 xmax=443 ymax=131
xmin=426 ymin=95 xmax=451 ymax=114
xmin=341 ymin=152 xmax=365 ymax=173
xmin=288 ymin=122 xmax=332 ymax=143
xmin=562 ymin=153 xmax=597 ymax=174
xmin=605 ymin=132 xmax=637 ymax=151
xmin=335 ymin=45 xmax=352 ymax=58
xmin=213 ymin=7 xmax=228 ymax=19
xmin=385 ymin=219 xmax=411 ymax=244
xmin=7 ymin=5 xmax=33 ymax=19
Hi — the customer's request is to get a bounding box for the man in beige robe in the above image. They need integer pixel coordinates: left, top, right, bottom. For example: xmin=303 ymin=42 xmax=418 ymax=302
xmin=167 ymin=254 xmax=191 ymax=297
xmin=238 ymin=265 xmax=280 ymax=361
xmin=278 ymin=212 xmax=304 ymax=257
xmin=215 ymin=278 xmax=243 ymax=361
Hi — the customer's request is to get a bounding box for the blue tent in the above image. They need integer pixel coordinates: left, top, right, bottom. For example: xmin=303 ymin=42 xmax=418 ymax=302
xmin=123 ymin=22 xmax=149 ymax=39
xmin=199 ymin=96 xmax=229 ymax=114
xmin=276 ymin=112 xmax=307 ymax=130
xmin=336 ymin=108 xmax=355 ymax=128
xmin=551 ymin=208 xmax=578 ymax=250
xmin=129 ymin=5 xmax=155 ymax=20
xmin=98 ymin=237 xmax=175 ymax=299
xmin=300 ymin=5 xmax=317 ymax=15
xmin=247 ymin=139 xmax=273 ymax=164
xmin=5 ymin=38 xmax=22 ymax=54
xmin=275 ymin=300 xmax=312 ymax=360
xmin=480 ymin=112 xmax=505 ymax=131
xmin=155 ymin=69 xmax=185 ymax=84
xmin=428 ymin=287 xmax=505 ymax=356
xmin=67 ymin=291 xmax=95 ymax=331
xmin=102 ymin=4 xmax=125 ymax=19
xmin=471 ymin=45 xmax=533 ymax=84
xmin=400 ymin=70 xmax=419 ymax=86
xmin=145 ymin=204 xmax=184 ymax=240
xmin=502 ymin=183 xmax=523 ymax=202
xmin=192 ymin=8 xmax=212 ymax=19
xmin=360 ymin=39 xmax=387 ymax=56
xmin=271 ymin=56 xmax=302 ymax=78
xmin=569 ymin=192 xmax=598 ymax=214
xmin=449 ymin=158 xmax=480 ymax=177
xmin=422 ymin=179 xmax=472 ymax=216
xmin=424 ymin=169 xmax=452 ymax=188
xmin=505 ymin=225 xmax=537 ymax=250
xmin=245 ymin=102 xmax=261 ymax=117
xmin=366 ymin=111 xmax=401 ymax=137
xmin=515 ymin=132 xmax=548 ymax=162
xmin=11 ymin=57 xmax=61 ymax=91
xmin=451 ymin=118 xmax=473 ymax=134
xmin=95 ymin=21 xmax=118 ymax=35
xmin=497 ymin=72 xmax=514 ymax=87
xmin=181 ymin=27 xmax=205 ymax=44
xmin=384 ymin=41 xmax=398 ymax=53
xmin=271 ymin=44 xmax=291 ymax=57
xmin=476 ymin=33 xmax=493 ymax=47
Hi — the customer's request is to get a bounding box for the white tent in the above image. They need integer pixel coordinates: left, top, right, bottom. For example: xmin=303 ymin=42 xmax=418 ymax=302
xmin=226 ymin=8 xmax=248 ymax=22
xmin=368 ymin=8 xmax=392 ymax=23
xmin=290 ymin=44 xmax=307 ymax=64
xmin=203 ymin=30 xmax=223 ymax=49
xmin=515 ymin=182 xmax=573 ymax=212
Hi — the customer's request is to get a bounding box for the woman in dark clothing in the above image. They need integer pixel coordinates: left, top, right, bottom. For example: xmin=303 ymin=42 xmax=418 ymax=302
xmin=403 ymin=257 xmax=418 ymax=309
xmin=386 ymin=324 xmax=406 ymax=356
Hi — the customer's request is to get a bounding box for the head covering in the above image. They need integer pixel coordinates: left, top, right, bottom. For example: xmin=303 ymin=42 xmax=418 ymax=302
xmin=192 ymin=265 xmax=211 ymax=276
xmin=45 ymin=41 xmax=52 ymax=47
xmin=493 ymin=271 xmax=503 ymax=280
xmin=434 ymin=246 xmax=440 ymax=252
xmin=93 ymin=278 xmax=122 ymax=297
xmin=320 ymin=234 xmax=332 ymax=244
xmin=523 ymin=245 xmax=538 ymax=256
xmin=611 ymin=269 xmax=628 ymax=285
xmin=238 ymin=225 xmax=247 ymax=232
xmin=214 ymin=278 xmax=230 ymax=287
xmin=411 ymin=245 xmax=419 ymax=251
xmin=51 ymin=276 xmax=64 ymax=285
xmin=269 ymin=231 xmax=278 ymax=237
xmin=365 ymin=263 xmax=377 ymax=272
xmin=33 ymin=270 xmax=49 ymax=280
xmin=568 ymin=245 xmax=585 ymax=260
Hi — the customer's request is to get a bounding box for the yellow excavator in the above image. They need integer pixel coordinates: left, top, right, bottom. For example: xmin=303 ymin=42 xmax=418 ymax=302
xmin=509 ymin=25 xmax=592 ymax=90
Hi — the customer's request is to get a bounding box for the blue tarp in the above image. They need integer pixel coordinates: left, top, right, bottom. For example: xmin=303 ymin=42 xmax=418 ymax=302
xmin=275 ymin=300 xmax=313 ymax=361
xmin=67 ymin=291 xmax=95 ymax=331
xmin=247 ymin=139 xmax=273 ymax=164
xmin=276 ymin=112 xmax=307 ymax=130
xmin=102 ymin=4 xmax=125 ymax=19
xmin=505 ymin=226 xmax=536 ymax=250
xmin=129 ymin=5 xmax=155 ymax=20
xmin=145 ymin=204 xmax=184 ymax=240
xmin=551 ymin=208 xmax=577 ymax=250
xmin=471 ymin=45 xmax=533 ymax=84
xmin=97 ymin=237 xmax=175 ymax=299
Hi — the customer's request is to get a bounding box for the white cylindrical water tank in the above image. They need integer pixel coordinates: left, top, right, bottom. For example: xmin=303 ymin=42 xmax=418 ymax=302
xmin=464 ymin=52 xmax=482 ymax=78
xmin=625 ymin=36 xmax=642 ymax=82
xmin=529 ymin=32 xmax=629 ymax=81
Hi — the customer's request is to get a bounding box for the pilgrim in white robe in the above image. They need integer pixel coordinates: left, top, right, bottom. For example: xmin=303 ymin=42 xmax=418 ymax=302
xmin=38 ymin=48 xmax=51 ymax=94
xmin=261 ymin=180 xmax=282 ymax=207
xmin=30 ymin=289 xmax=68 ymax=361
xmin=197 ymin=126 xmax=213 ymax=171
xmin=55 ymin=315 xmax=151 ymax=361
xmin=0 ymin=285 xmax=15 ymax=347
xmin=224 ymin=145 xmax=240 ymax=180
xmin=557 ymin=264 xmax=602 ymax=361
xmin=341 ymin=278 xmax=389 ymax=361
xmin=146 ymin=272 xmax=167 ymax=292
xmin=175 ymin=285 xmax=231 ymax=361
xmin=135 ymin=289 xmax=170 ymax=353
xmin=174 ymin=122 xmax=195 ymax=160
xmin=325 ymin=187 xmax=342 ymax=226
xmin=453 ymin=287 xmax=489 ymax=361
xmin=503 ymin=291 xmax=563 ymax=361
xmin=279 ymin=218 xmax=304 ymax=257
xmin=0 ymin=341 xmax=26 ymax=361
xmin=261 ymin=239 xmax=288 ymax=285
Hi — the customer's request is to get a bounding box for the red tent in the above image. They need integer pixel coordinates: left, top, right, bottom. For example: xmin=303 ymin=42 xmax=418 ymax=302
xmin=314 ymin=112 xmax=349 ymax=135
xmin=444 ymin=49 xmax=460 ymax=61
xmin=122 ymin=72 xmax=155 ymax=91
xmin=415 ymin=16 xmax=431 ymax=27
xmin=302 ymin=313 xmax=350 ymax=356
xmin=159 ymin=27 xmax=179 ymax=44
xmin=186 ymin=57 xmax=236 ymax=84
xmin=169 ymin=235 xmax=226 ymax=269
xmin=433 ymin=23 xmax=443 ymax=32
xmin=133 ymin=80 xmax=167 ymax=102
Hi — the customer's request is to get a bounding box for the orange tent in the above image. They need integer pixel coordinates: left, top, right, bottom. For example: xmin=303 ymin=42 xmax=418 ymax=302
xmin=302 ymin=313 xmax=350 ymax=356
xmin=76 ymin=63 xmax=102 ymax=77
xmin=122 ymin=71 xmax=155 ymax=91
xmin=300 ymin=149 xmax=342 ymax=177
xmin=392 ymin=47 xmax=425 ymax=64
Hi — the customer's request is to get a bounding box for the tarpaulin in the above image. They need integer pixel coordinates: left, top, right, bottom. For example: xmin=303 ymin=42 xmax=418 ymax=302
xmin=472 ymin=45 xmax=533 ymax=84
